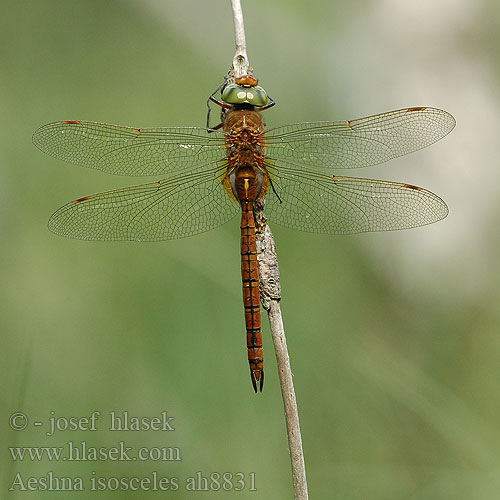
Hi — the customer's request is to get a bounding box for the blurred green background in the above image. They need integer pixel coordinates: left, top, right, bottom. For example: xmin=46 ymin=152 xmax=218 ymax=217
xmin=2 ymin=0 xmax=500 ymax=498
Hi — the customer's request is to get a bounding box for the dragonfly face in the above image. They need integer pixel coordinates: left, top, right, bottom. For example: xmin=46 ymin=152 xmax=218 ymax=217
xmin=33 ymin=79 xmax=455 ymax=392
xmin=221 ymin=83 xmax=269 ymax=107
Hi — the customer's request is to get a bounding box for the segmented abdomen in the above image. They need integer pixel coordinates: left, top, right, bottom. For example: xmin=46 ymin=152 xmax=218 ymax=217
xmin=240 ymin=201 xmax=264 ymax=392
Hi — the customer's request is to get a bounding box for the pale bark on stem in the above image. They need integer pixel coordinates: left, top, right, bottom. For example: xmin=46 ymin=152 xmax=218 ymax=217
xmin=230 ymin=0 xmax=249 ymax=78
xmin=254 ymin=204 xmax=309 ymax=500
xmin=229 ymin=4 xmax=308 ymax=499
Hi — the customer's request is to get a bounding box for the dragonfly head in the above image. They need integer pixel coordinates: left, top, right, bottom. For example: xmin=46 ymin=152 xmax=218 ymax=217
xmin=221 ymin=77 xmax=269 ymax=108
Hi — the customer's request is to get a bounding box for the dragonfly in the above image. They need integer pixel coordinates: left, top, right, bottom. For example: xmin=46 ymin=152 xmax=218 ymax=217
xmin=33 ymin=75 xmax=455 ymax=392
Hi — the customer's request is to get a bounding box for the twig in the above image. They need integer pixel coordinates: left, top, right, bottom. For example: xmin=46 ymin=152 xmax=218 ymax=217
xmin=230 ymin=0 xmax=249 ymax=78
xmin=229 ymin=2 xmax=309 ymax=499
xmin=254 ymin=204 xmax=309 ymax=500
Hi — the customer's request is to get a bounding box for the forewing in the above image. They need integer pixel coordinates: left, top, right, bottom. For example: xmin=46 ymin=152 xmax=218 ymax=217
xmin=48 ymin=162 xmax=239 ymax=241
xmin=264 ymin=161 xmax=448 ymax=234
xmin=265 ymin=107 xmax=455 ymax=171
xmin=33 ymin=121 xmax=225 ymax=176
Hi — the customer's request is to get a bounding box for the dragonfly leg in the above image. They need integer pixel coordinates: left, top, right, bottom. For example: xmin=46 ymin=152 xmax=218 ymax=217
xmin=206 ymin=82 xmax=231 ymax=132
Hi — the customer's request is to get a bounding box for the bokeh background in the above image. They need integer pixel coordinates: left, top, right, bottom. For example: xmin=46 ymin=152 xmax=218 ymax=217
xmin=2 ymin=0 xmax=500 ymax=498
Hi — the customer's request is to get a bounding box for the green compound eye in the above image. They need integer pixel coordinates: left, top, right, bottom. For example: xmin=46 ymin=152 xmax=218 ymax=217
xmin=221 ymin=84 xmax=268 ymax=107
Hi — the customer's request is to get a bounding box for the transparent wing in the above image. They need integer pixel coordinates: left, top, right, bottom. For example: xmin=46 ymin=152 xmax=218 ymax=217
xmin=33 ymin=120 xmax=225 ymax=176
xmin=264 ymin=161 xmax=448 ymax=234
xmin=265 ymin=107 xmax=455 ymax=171
xmin=48 ymin=162 xmax=239 ymax=241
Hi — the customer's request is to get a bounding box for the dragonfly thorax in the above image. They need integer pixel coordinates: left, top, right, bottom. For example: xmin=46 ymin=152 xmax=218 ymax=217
xmin=223 ymin=109 xmax=265 ymax=134
xmin=223 ymin=110 xmax=268 ymax=204
xmin=224 ymin=109 xmax=266 ymax=164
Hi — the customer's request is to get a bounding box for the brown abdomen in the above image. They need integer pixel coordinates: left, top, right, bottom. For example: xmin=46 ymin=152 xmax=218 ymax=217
xmin=240 ymin=200 xmax=264 ymax=392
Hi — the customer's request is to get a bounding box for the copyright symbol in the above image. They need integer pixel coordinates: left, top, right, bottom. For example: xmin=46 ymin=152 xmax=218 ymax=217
xmin=10 ymin=412 xmax=28 ymax=431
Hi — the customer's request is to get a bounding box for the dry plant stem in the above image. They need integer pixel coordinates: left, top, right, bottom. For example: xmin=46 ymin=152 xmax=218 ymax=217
xmin=254 ymin=203 xmax=309 ymax=500
xmin=230 ymin=0 xmax=249 ymax=77
xmin=230 ymin=3 xmax=309 ymax=499
xmin=268 ymin=301 xmax=308 ymax=500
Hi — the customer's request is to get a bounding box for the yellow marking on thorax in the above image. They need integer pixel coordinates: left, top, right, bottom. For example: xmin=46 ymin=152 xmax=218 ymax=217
xmin=243 ymin=178 xmax=249 ymax=198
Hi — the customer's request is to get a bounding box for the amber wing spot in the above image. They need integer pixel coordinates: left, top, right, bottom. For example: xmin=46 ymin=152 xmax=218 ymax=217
xmin=346 ymin=120 xmax=353 ymax=128
xmin=403 ymin=183 xmax=422 ymax=191
xmin=73 ymin=195 xmax=91 ymax=203
xmin=61 ymin=120 xmax=81 ymax=124
xmin=407 ymin=107 xmax=426 ymax=112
